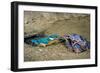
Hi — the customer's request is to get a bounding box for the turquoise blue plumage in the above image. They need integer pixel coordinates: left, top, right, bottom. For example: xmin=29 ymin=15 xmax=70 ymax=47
xmin=31 ymin=34 xmax=59 ymax=45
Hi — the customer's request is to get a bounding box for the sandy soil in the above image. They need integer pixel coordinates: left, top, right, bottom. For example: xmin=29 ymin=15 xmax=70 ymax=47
xmin=24 ymin=12 xmax=90 ymax=62
xmin=24 ymin=43 xmax=90 ymax=61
